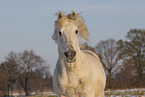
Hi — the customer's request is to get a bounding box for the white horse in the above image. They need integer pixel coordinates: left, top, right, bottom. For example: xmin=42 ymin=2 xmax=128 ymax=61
xmin=52 ymin=11 xmax=106 ymax=97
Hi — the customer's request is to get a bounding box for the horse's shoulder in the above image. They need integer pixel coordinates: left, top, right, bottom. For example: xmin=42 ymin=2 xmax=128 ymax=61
xmin=82 ymin=50 xmax=100 ymax=61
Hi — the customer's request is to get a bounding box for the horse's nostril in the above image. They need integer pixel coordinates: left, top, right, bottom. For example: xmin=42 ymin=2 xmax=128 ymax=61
xmin=64 ymin=52 xmax=68 ymax=57
xmin=72 ymin=51 xmax=76 ymax=56
xmin=64 ymin=50 xmax=76 ymax=60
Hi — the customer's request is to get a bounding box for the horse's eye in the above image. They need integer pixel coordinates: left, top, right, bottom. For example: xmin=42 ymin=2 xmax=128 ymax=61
xmin=59 ymin=31 xmax=62 ymax=36
xmin=75 ymin=30 xmax=78 ymax=34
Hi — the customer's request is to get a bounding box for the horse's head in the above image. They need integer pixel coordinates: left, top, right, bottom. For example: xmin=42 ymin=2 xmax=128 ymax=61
xmin=52 ymin=11 xmax=89 ymax=63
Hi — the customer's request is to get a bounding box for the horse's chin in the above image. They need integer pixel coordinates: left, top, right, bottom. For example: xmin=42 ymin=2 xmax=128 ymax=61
xmin=65 ymin=57 xmax=76 ymax=63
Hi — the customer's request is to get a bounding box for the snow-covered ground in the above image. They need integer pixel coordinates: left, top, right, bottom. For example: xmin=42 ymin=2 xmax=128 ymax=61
xmin=105 ymin=88 xmax=145 ymax=93
xmin=104 ymin=88 xmax=145 ymax=97
xmin=10 ymin=88 xmax=145 ymax=97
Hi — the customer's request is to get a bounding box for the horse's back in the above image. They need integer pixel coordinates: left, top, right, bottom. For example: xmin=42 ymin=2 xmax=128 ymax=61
xmin=82 ymin=50 xmax=106 ymax=81
xmin=82 ymin=50 xmax=100 ymax=61
xmin=82 ymin=50 xmax=106 ymax=96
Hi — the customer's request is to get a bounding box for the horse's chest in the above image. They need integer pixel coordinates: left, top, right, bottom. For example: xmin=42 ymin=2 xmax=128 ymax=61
xmin=58 ymin=72 xmax=83 ymax=95
xmin=58 ymin=72 xmax=79 ymax=87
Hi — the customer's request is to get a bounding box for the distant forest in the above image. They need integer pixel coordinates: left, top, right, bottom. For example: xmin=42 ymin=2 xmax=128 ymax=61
xmin=0 ymin=28 xmax=145 ymax=96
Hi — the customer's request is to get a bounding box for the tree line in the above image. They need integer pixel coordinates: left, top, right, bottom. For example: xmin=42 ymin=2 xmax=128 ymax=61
xmin=0 ymin=28 xmax=144 ymax=96
xmin=0 ymin=50 xmax=52 ymax=96
xmin=81 ymin=28 xmax=145 ymax=89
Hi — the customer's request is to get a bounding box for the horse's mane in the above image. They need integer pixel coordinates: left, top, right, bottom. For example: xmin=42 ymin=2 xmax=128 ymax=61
xmin=52 ymin=11 xmax=89 ymax=43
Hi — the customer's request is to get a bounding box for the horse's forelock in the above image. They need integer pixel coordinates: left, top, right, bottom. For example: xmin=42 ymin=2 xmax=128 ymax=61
xmin=52 ymin=12 xmax=89 ymax=43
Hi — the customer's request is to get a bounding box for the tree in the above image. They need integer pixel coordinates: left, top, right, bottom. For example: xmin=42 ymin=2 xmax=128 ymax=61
xmin=80 ymin=42 xmax=95 ymax=53
xmin=118 ymin=29 xmax=145 ymax=86
xmin=95 ymin=38 xmax=122 ymax=88
xmin=113 ymin=59 xmax=135 ymax=89
xmin=0 ymin=71 xmax=8 ymax=96
xmin=17 ymin=50 xmax=49 ymax=95
xmin=1 ymin=50 xmax=51 ymax=96
xmin=0 ymin=50 xmax=52 ymax=96
xmin=0 ymin=52 xmax=19 ymax=97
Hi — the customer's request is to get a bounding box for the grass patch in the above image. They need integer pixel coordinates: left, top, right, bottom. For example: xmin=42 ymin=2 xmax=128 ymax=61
xmin=105 ymin=89 xmax=145 ymax=95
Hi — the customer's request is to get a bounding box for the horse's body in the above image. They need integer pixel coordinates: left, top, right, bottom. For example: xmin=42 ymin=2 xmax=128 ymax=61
xmin=52 ymin=11 xmax=106 ymax=97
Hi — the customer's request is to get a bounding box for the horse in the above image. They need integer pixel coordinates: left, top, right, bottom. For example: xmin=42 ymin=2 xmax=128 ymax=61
xmin=52 ymin=11 xmax=106 ymax=97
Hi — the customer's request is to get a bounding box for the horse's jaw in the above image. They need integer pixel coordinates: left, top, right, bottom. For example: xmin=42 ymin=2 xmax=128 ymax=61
xmin=64 ymin=56 xmax=77 ymax=69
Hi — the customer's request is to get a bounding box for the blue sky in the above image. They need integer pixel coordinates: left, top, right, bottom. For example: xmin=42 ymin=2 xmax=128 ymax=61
xmin=0 ymin=0 xmax=145 ymax=74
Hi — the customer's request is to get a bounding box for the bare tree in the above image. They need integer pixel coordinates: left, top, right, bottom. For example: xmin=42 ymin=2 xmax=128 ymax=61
xmin=95 ymin=38 xmax=122 ymax=88
xmin=117 ymin=29 xmax=145 ymax=85
xmin=0 ymin=50 xmax=52 ymax=96
xmin=16 ymin=50 xmax=49 ymax=95
xmin=0 ymin=67 xmax=9 ymax=97
xmin=80 ymin=42 xmax=96 ymax=53
xmin=0 ymin=52 xmax=19 ymax=97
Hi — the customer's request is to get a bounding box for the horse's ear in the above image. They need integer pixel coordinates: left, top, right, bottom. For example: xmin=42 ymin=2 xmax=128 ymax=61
xmin=71 ymin=11 xmax=76 ymax=16
xmin=57 ymin=12 xmax=62 ymax=19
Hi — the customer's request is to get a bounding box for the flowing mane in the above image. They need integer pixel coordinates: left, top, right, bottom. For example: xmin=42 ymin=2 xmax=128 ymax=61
xmin=52 ymin=11 xmax=89 ymax=43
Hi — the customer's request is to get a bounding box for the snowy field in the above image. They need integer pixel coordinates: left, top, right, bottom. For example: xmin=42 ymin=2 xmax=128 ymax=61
xmin=9 ymin=88 xmax=145 ymax=97
xmin=104 ymin=88 xmax=145 ymax=97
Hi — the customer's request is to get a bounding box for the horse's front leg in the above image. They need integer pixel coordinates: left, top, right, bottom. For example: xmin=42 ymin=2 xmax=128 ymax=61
xmin=84 ymin=90 xmax=95 ymax=97
xmin=59 ymin=95 xmax=66 ymax=97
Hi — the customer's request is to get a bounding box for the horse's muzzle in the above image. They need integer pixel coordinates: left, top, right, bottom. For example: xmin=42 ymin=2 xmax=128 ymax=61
xmin=64 ymin=50 xmax=76 ymax=61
